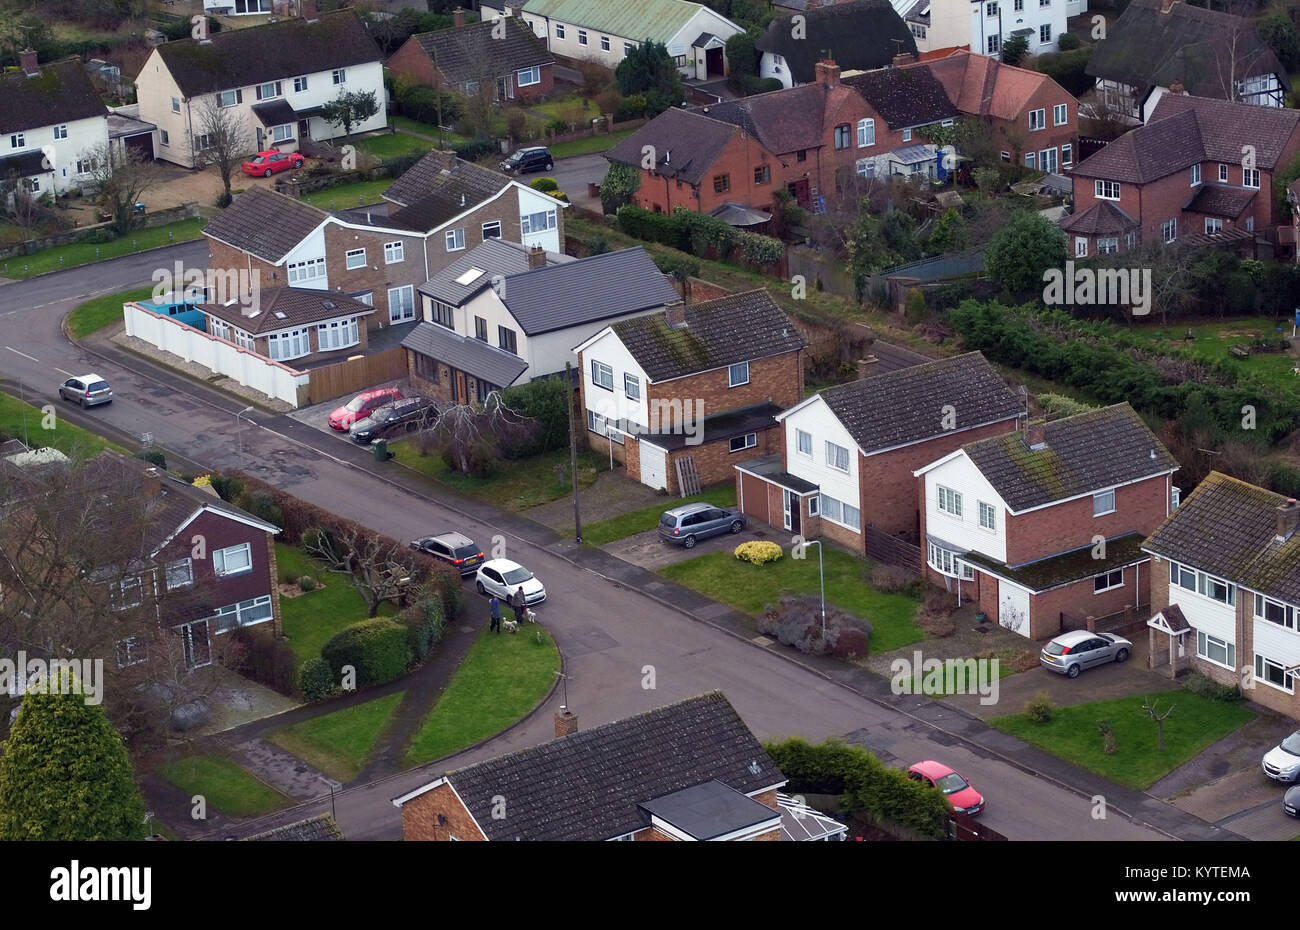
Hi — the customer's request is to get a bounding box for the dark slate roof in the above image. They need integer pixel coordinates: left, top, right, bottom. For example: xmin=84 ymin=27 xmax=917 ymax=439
xmin=755 ymin=0 xmax=916 ymax=83
xmin=409 ymin=18 xmax=551 ymax=87
xmin=814 ymin=352 xmax=1021 ymax=455
xmin=200 ymin=287 xmax=375 ymax=335
xmin=251 ymin=99 xmax=297 ymax=127
xmin=963 ymin=532 xmax=1148 ymax=592
xmin=1143 ymin=471 xmax=1300 ymax=606
xmin=245 ymin=814 xmax=343 ymax=841
xmin=418 ymin=238 xmax=573 ymax=306
xmin=203 ymin=187 xmax=328 ymax=262
xmin=1183 ymin=183 xmax=1255 ymax=218
xmin=692 ymin=32 xmax=718 ymax=48
xmin=419 ymin=692 xmax=785 ymax=841
xmin=1059 ymin=201 xmax=1139 ymax=234
xmin=381 ymin=150 xmax=511 ymax=228
xmin=0 ymin=150 xmax=49 ymax=178
xmin=1158 ymin=603 xmax=1191 ymax=633
xmin=150 ymin=10 xmax=383 ymax=97
xmin=964 ymin=403 xmax=1177 ymax=513
xmin=734 ymin=453 xmax=820 ymax=495
xmin=692 ymin=83 xmax=829 ymax=154
xmin=864 ymin=340 xmax=932 ymax=373
xmin=605 ymin=108 xmax=742 ymax=186
xmin=638 ymin=402 xmax=783 ymax=452
xmin=401 ymin=321 xmax=529 ymax=388
xmin=1149 ymin=94 xmax=1300 ymax=171
xmin=1085 ymin=0 xmax=1286 ymax=99
xmin=843 ymin=66 xmax=959 ymax=130
xmin=1071 ymin=108 xmax=1203 ymax=182
xmin=611 ymin=289 xmax=803 ymax=382
xmin=638 ymin=779 xmax=779 ymax=839
xmin=500 ymin=247 xmax=679 ymax=335
xmin=707 ymin=201 xmax=772 ymax=226
xmin=0 ymin=59 xmax=107 ymax=136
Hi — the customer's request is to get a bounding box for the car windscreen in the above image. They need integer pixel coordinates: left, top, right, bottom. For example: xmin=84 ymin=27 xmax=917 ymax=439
xmin=502 ymin=567 xmax=532 ymax=585
xmin=249 ymin=156 xmax=267 ymax=163
xmin=88 ymin=381 xmax=110 ymax=392
xmin=345 ymin=396 xmax=367 ymax=412
xmin=935 ymin=773 xmax=968 ymax=794
xmin=1044 ymin=642 xmax=1066 ymax=655
xmin=1281 ymin=732 xmax=1300 ymax=755
xmin=453 ymin=545 xmax=481 ymax=559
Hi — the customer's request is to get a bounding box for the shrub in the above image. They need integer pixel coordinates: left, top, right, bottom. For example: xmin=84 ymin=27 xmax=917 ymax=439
xmin=614 ymin=94 xmax=647 ymax=122
xmin=384 ymin=150 xmax=426 ymax=181
xmin=758 ymin=595 xmax=872 ymax=657
xmin=616 ymin=204 xmax=681 ymax=247
xmin=399 ymin=595 xmax=447 ymax=663
xmin=1056 ymin=32 xmax=1081 ymax=51
xmin=923 ymin=587 xmax=959 ymax=617
xmin=135 ymin=449 xmax=167 ymax=470
xmin=280 ymin=571 xmax=299 ymax=586
xmin=915 ymin=611 xmax=957 ymax=637
xmin=549 ymin=191 xmax=571 ymax=203
xmin=453 ymin=139 xmax=497 ymax=161
xmin=297 ymin=574 xmax=317 ymax=592
xmin=904 ymin=287 xmax=927 ymax=323
xmin=214 ymin=191 xmax=233 ymax=209
xmin=236 ymin=488 xmax=284 ymax=530
xmin=530 ymin=176 xmax=559 ymax=192
xmin=734 ymin=228 xmax=784 ymax=266
xmin=1024 ymin=691 xmax=1056 ymax=723
xmin=546 ymin=117 xmax=569 ymax=134
xmin=321 ymin=618 xmax=413 ymax=688
xmin=228 ymin=628 xmax=297 ymax=695
xmin=867 ymin=564 xmax=921 ymax=596
xmin=209 ymin=474 xmax=243 ymax=503
xmin=1183 ymin=672 xmax=1242 ymax=702
xmin=734 ymin=540 xmax=783 ymax=565
xmin=298 ymin=657 xmax=336 ymax=701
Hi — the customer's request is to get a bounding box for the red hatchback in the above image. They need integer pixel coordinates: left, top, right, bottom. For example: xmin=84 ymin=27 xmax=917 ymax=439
xmin=241 ymin=150 xmax=304 ymax=177
xmin=907 ymin=761 xmax=985 ymax=816
xmin=329 ymin=387 xmax=404 ymax=431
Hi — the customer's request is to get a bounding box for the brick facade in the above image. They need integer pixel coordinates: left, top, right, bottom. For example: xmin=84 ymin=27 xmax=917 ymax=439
xmin=387 ymin=39 xmax=554 ymax=102
xmin=645 ymin=350 xmax=804 ymax=428
xmin=633 ymin=130 xmax=770 ymax=215
xmin=1003 ymin=474 xmax=1170 ymax=566
xmin=400 ymin=783 xmax=488 ymax=841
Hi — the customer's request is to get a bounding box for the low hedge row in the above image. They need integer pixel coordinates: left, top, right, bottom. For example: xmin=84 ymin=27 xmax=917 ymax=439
xmin=321 ymin=617 xmax=413 ymax=689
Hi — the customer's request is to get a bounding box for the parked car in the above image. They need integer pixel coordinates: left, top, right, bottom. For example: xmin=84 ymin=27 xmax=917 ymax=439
xmin=657 ymin=502 xmax=745 ymax=548
xmin=352 ymin=397 xmax=435 ymax=444
xmin=58 ymin=374 xmax=112 ymax=408
xmin=475 ymin=558 xmax=546 ymax=605
xmin=1039 ymin=630 xmax=1132 ymax=678
xmin=1262 ymin=730 xmax=1300 ymax=783
xmin=241 ymin=150 xmax=304 ymax=177
xmin=410 ymin=531 xmax=484 ymax=576
xmin=906 ymin=760 xmax=984 ymax=816
xmin=1285 ymin=784 xmax=1300 ymax=817
xmin=499 ymin=145 xmax=553 ymax=175
xmin=328 ymin=387 xmax=404 ymax=431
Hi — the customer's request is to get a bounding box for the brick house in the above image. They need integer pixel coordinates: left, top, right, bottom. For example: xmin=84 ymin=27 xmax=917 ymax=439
xmin=915 ymin=403 xmax=1179 ymax=640
xmin=198 ymin=287 xmax=376 ymax=367
xmin=755 ymin=1 xmax=916 ymax=88
xmin=391 ymin=692 xmax=789 ymax=841
xmin=1142 ymin=472 xmax=1300 ymax=721
xmin=1065 ymin=94 xmax=1300 ymax=256
xmin=739 ymin=352 xmax=1022 ymax=556
xmin=386 ymin=13 xmax=554 ymax=103
xmin=574 ymin=289 xmax=805 ymax=495
xmin=841 ymin=63 xmax=960 ymax=181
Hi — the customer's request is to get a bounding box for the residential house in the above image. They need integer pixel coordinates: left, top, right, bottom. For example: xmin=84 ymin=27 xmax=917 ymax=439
xmin=206 ymin=0 xmax=275 ymax=14
xmin=889 ymin=0 xmax=1072 ymax=60
xmin=386 ymin=13 xmax=555 ymax=103
xmin=755 ymin=1 xmax=916 ymax=88
xmin=245 ymin=814 xmax=344 ymax=841
xmin=738 ymin=352 xmax=1022 ymax=556
xmin=574 ymin=290 xmax=806 ymax=494
xmin=1086 ymin=0 xmax=1286 ymax=125
xmin=404 ymin=245 xmax=679 ymax=402
xmin=136 ymin=10 xmax=387 ymax=169
xmin=915 ymin=403 xmax=1179 ymax=640
xmin=198 ymin=287 xmax=377 ymax=367
xmin=842 ymin=63 xmax=960 ymax=181
xmin=1064 ymin=94 xmax=1300 ymax=256
xmin=391 ymin=692 xmax=790 ymax=841
xmin=0 ymin=51 xmax=109 ymax=198
xmin=519 ymin=0 xmax=743 ymax=80
xmin=1143 ymin=472 xmax=1300 ymax=721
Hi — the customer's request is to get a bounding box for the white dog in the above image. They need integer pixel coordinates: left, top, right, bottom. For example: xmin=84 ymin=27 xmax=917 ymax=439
xmin=523 ymin=608 xmax=538 ymax=624
xmin=502 ymin=618 xmax=519 ymax=633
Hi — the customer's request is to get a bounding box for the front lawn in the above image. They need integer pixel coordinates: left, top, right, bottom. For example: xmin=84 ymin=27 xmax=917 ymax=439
xmin=990 ymin=693 xmax=1255 ymax=790
xmin=0 ymin=392 xmax=119 ymax=458
xmin=301 ymin=177 xmax=393 ymax=209
xmin=389 ymin=115 xmax=472 ymax=146
xmin=276 ymin=544 xmax=397 ymax=668
xmin=581 ymin=484 xmax=737 ymax=547
xmin=0 ymin=218 xmax=206 ymax=281
xmin=155 ymin=753 xmax=289 ymax=817
xmin=66 ymin=286 xmax=155 ymax=339
xmin=356 ymin=131 xmax=434 ymax=161
xmin=404 ymin=623 xmax=560 ymax=765
xmin=267 ymin=692 xmax=404 ymax=782
xmin=389 ymin=441 xmax=606 ymax=511
xmin=550 ymin=127 xmax=637 ymax=160
xmin=659 ymin=547 xmax=924 ymax=653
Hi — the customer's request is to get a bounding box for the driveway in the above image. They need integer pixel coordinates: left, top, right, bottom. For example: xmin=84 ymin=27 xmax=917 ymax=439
xmin=606 ymin=522 xmax=781 ymax=572
xmin=549 ymin=153 xmax=607 ymax=212
xmin=285 ymin=377 xmax=409 ymax=441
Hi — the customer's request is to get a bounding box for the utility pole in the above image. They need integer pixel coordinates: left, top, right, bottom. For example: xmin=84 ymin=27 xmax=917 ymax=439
xmin=566 ymin=362 xmax=582 ymax=542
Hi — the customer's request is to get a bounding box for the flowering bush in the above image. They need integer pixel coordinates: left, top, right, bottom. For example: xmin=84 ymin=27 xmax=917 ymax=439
xmin=734 ymin=541 xmax=783 ymax=565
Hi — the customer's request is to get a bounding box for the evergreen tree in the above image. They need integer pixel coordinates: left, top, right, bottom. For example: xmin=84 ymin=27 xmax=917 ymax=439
xmin=616 ymin=42 xmax=686 ymax=117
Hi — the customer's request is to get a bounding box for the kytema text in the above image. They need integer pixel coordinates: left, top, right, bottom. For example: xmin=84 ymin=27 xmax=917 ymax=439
xmin=50 ymin=861 xmax=151 ymax=910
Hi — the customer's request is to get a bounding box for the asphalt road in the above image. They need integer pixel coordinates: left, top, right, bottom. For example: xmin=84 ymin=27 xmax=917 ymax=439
xmin=0 ymin=244 xmax=1173 ymax=841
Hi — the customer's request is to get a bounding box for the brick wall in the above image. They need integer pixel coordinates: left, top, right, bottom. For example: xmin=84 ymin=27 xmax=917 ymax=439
xmin=1025 ymin=564 xmax=1143 ymax=640
xmin=633 ymin=131 xmax=776 ymax=215
xmin=663 ymin=425 xmax=780 ymax=494
xmin=646 ymin=350 xmax=803 ymax=429
xmin=406 ymin=351 xmax=493 ymax=405
xmin=322 ymin=224 xmax=426 ymax=328
xmin=386 ymin=42 xmax=554 ymax=103
xmin=999 ymin=78 xmax=1078 ymax=169
xmin=207 ymin=237 xmax=279 ymax=286
xmin=400 ymin=783 xmax=487 ymax=840
xmin=1003 ymin=473 xmax=1169 ymax=566
xmin=264 ymin=532 xmax=283 ymax=638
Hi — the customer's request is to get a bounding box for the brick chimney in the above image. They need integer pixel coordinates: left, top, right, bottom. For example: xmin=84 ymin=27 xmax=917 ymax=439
xmin=856 ymin=356 xmax=878 ymax=379
xmin=453 ymin=6 xmax=466 ymax=27
xmin=814 ymin=59 xmax=840 ymax=88
xmin=143 ymin=467 xmax=162 ymax=499
xmin=664 ymin=299 xmax=686 ymax=328
xmin=554 ymin=706 xmax=578 ymax=737
xmin=1024 ymin=420 xmax=1047 ymax=450
xmin=1168 ymin=81 xmax=1185 ymax=95
xmin=19 ymin=48 xmax=38 ymax=78
xmin=1277 ymin=498 xmax=1300 ymax=543
xmin=300 ymin=0 xmax=318 ymax=21
xmin=892 ymin=52 xmax=917 ymax=67
xmin=527 ymin=244 xmax=546 ymax=269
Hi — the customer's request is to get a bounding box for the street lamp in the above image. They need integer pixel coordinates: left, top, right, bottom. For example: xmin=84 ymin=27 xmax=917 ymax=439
xmin=235 ymin=406 xmax=255 ymax=467
xmin=802 ymin=539 xmax=827 ymax=638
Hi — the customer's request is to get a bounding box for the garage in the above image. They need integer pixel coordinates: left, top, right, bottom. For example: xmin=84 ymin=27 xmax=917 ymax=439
xmin=640 ymin=440 xmax=668 ymax=492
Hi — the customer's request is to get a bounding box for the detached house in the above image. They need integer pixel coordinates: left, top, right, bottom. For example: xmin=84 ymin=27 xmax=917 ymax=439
xmin=891 ymin=0 xmax=1072 ymax=60
xmin=0 ymin=51 xmax=109 ymax=198
xmin=1143 ymin=472 xmax=1300 ymax=721
xmin=1086 ymin=0 xmax=1286 ymax=124
xmin=392 ymin=692 xmax=790 ymax=841
xmin=842 ymin=64 xmax=960 ymax=181
xmin=386 ymin=13 xmax=555 ymax=103
xmin=915 ymin=403 xmax=1179 ymax=640
xmin=575 ymin=290 xmax=805 ymax=495
xmin=755 ymin=1 xmax=916 ymax=88
xmin=136 ymin=9 xmax=387 ymax=169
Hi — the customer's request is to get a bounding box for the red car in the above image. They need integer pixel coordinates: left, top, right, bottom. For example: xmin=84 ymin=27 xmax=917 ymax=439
xmin=329 ymin=387 xmax=404 ymax=432
xmin=241 ymin=150 xmax=304 ymax=177
xmin=906 ymin=761 xmax=985 ymax=816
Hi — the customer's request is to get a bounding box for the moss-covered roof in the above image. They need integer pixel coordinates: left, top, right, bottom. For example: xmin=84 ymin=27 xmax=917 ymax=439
xmin=0 ymin=59 xmax=106 ymax=137
xmin=963 ymin=532 xmax=1147 ymax=593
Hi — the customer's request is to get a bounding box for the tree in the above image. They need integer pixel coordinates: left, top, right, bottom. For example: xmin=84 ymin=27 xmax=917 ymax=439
xmin=1141 ymin=696 xmax=1176 ymax=752
xmin=0 ymin=690 xmax=147 ymax=840
xmin=616 ymin=41 xmax=686 ymax=117
xmin=984 ymin=210 xmax=1067 ymax=295
xmin=576 ymin=60 xmax=612 ymax=103
xmin=303 ymin=525 xmax=416 ymax=618
xmin=726 ymin=31 xmax=760 ymax=78
xmin=1258 ymin=10 xmax=1300 ymax=72
xmin=599 ymin=161 xmax=641 ymax=215
xmin=416 ymin=392 xmax=541 ymax=476
xmin=321 ymin=89 xmax=380 ymax=142
xmin=81 ymin=143 xmax=159 ymax=236
xmin=926 ymin=208 xmax=970 ymax=255
xmin=1002 ymin=35 xmax=1030 ymax=66
xmin=880 ymin=208 xmax=921 ymax=261
xmin=196 ymin=94 xmax=253 ymax=207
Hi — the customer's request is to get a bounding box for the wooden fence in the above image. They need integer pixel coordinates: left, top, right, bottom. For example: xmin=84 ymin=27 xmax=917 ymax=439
xmin=865 ymin=526 xmax=922 ymax=574
xmin=305 ymin=347 xmax=407 ymax=406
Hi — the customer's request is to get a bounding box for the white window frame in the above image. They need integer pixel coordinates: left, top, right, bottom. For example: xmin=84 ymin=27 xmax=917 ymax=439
xmin=257 ymin=81 xmax=280 ymax=100
xmin=214 ymin=543 xmax=253 ymax=577
xmin=165 ymin=558 xmax=194 ymax=590
xmin=1029 ymin=108 xmax=1045 ymax=132
xmin=728 ymin=361 xmax=749 ymax=387
xmin=294 ymin=75 xmax=309 ymax=93
xmin=591 ymin=359 xmax=614 ymax=390
xmin=1039 ymin=24 xmax=1052 ymax=44
xmin=1092 ymin=488 xmax=1115 ymax=516
xmin=927 ymin=542 xmax=975 ymax=580
xmin=902 ymin=128 xmax=912 ymax=143
xmin=388 ymin=285 xmax=416 ymax=323
xmin=624 ymin=372 xmax=640 ymax=400
xmin=345 ymin=248 xmax=366 ymax=270
xmin=1095 ymin=179 xmax=1120 ymax=201
xmin=266 ymin=326 xmax=310 ymax=361
xmin=482 ymin=220 xmax=502 ymax=239
xmin=317 ymin=317 xmax=360 ymax=352
xmin=287 ymin=256 xmax=325 ymax=284
xmin=1254 ymin=653 xmax=1296 ymax=694
xmin=445 ymin=228 xmax=466 ymax=251
xmin=729 ymin=432 xmax=758 ymax=453
xmin=271 ymin=124 xmax=293 ymax=143
xmin=937 ymin=485 xmax=963 ymax=517
xmin=986 ymin=34 xmax=1001 ymax=54
xmin=600 ymin=35 xmax=610 ymax=52
xmin=518 ymin=66 xmax=541 ymax=87
xmin=332 ymin=68 xmax=347 ymax=84
xmin=116 ymin=636 xmax=145 ymax=669
xmin=1098 ymin=236 xmax=1118 ymax=254
xmin=1254 ymin=593 xmax=1296 ymax=631
xmin=578 ymin=29 xmax=588 ymax=46
xmin=1093 ymin=568 xmax=1124 ymax=593
xmin=796 ymin=429 xmax=812 ymax=457
xmin=820 ymin=494 xmax=860 ymax=531
xmin=1053 ymin=104 xmax=1067 ymax=126
xmin=1062 ymin=144 xmax=1072 ymax=167
xmin=218 ymin=90 xmax=238 ymax=108
xmin=1197 ymin=630 xmax=1236 ymax=670
xmin=521 ymin=209 xmax=557 ymax=234
xmin=555 ymin=23 xmax=565 ymax=39
xmin=1218 ymin=163 xmax=1228 ymax=182
xmin=1244 ymin=167 xmax=1260 ymax=189
xmin=1162 ymin=218 xmax=1176 ymax=243
xmin=159 ymin=129 xmax=170 ymax=147
xmin=384 ymin=241 xmax=404 ymax=264
xmin=171 ymin=96 xmax=180 ymax=113
xmin=113 ymin=575 xmax=143 ymax=611
xmin=825 ymin=441 xmax=850 ymax=473
xmin=978 ymin=501 xmax=996 ymax=531
xmin=1075 ymin=236 xmax=1088 ymax=258
xmin=857 ymin=118 xmax=875 ymax=148
xmin=1190 ymin=163 xmax=1201 ymax=186
xmin=1205 ymin=217 xmax=1223 ymax=234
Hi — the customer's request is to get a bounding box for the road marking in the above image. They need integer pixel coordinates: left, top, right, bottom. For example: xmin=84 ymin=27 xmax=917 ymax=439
xmin=54 ymin=367 xmax=73 ymax=376
xmin=4 ymin=346 xmax=38 ymax=362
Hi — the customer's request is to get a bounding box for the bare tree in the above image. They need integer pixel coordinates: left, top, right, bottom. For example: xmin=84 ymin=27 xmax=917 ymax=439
xmin=414 ymin=392 xmax=539 ymax=476
xmin=196 ymin=94 xmax=253 ymax=207
xmin=80 ymin=143 xmax=159 ymax=236
xmin=1141 ymin=696 xmax=1176 ymax=752
xmin=302 ymin=525 xmax=415 ymax=617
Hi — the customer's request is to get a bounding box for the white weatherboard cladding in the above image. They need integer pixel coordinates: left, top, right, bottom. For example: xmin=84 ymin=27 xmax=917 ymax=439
xmin=922 ymin=452 xmax=1007 ymax=563
xmin=280 ymin=225 xmax=328 ymax=289
xmin=1254 ymin=615 xmax=1300 ymax=668
xmin=998 ymin=580 xmax=1031 ymax=638
xmin=640 ymin=442 xmax=668 ymax=490
xmin=1179 ymin=586 xmax=1237 ymax=645
xmin=580 ymin=330 xmax=650 ymax=430
xmin=782 ymin=397 xmax=859 ymax=511
xmin=516 ymin=186 xmax=563 ymax=253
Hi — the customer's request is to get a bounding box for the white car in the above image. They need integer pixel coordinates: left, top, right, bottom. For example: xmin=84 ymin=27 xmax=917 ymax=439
xmin=1262 ymin=730 xmax=1300 ymax=783
xmin=475 ymin=558 xmax=546 ymax=606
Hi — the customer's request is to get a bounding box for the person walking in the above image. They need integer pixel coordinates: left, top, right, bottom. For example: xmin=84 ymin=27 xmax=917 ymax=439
xmin=489 ymin=594 xmax=502 ymax=633
xmin=510 ymin=586 xmax=527 ymax=622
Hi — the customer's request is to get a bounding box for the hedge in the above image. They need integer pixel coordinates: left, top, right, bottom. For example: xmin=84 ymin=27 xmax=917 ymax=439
xmin=321 ymin=618 xmax=413 ymax=689
xmin=229 ymin=627 xmax=297 ymax=696
xmin=399 ymin=596 xmax=447 ymax=663
xmin=616 ymin=204 xmax=784 ymax=267
xmin=298 ymin=656 xmax=336 ymax=701
xmin=453 ymin=139 xmax=497 ymax=162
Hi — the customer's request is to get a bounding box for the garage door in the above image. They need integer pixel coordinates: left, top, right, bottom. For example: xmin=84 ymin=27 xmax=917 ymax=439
xmin=640 ymin=441 xmax=667 ymax=492
xmin=998 ymin=581 xmax=1031 ymax=638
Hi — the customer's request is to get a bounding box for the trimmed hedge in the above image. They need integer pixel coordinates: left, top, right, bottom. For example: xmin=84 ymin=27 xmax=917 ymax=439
xmin=530 ymin=176 xmax=559 ymax=192
xmin=399 ymin=596 xmax=447 ymax=663
xmin=321 ymin=618 xmax=413 ymax=689
xmin=615 ymin=204 xmax=784 ymax=267
xmin=453 ymin=139 xmax=497 ymax=162
xmin=298 ymin=656 xmax=336 ymax=702
xmin=229 ymin=628 xmax=297 ymax=696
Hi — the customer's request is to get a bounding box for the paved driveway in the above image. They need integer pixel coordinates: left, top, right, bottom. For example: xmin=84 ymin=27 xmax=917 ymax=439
xmin=606 ymin=521 xmax=782 ymax=572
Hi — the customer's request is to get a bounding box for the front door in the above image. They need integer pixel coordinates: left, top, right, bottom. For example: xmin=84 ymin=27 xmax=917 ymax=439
xmin=182 ymin=620 xmax=212 ymax=669
xmin=496 ymin=75 xmax=511 ymax=101
xmin=454 ymin=370 xmax=468 ymax=404
xmin=783 ymin=489 xmax=801 ymax=534
xmin=298 ymin=119 xmax=311 ymax=142
xmin=787 ymin=179 xmax=810 ymax=208
xmin=706 ymin=46 xmax=724 ymax=79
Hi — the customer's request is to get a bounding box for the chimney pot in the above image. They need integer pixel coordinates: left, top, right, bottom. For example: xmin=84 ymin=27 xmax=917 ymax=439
xmin=143 ymin=467 xmax=162 ymax=499
xmin=664 ymin=299 xmax=686 ymax=328
xmin=526 ymin=244 xmax=546 ymax=269
xmin=1277 ymin=498 xmax=1299 ymax=542
xmin=814 ymin=59 xmax=840 ymax=88
xmin=856 ymin=356 xmax=878 ymax=379
xmin=892 ymin=52 xmax=916 ymax=67
xmin=19 ymin=48 xmax=38 ymax=78
xmin=453 ymin=6 xmax=466 ymax=27
xmin=1025 ymin=420 xmax=1047 ymax=450
xmin=554 ymin=707 xmax=578 ymax=737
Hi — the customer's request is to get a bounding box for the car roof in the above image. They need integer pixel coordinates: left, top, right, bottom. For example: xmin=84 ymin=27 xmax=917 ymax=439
xmin=73 ymin=373 xmax=105 ymax=381
xmin=909 ymin=760 xmax=956 ymax=778
xmin=430 ymin=531 xmax=475 ymax=547
xmin=357 ymin=386 xmax=401 ymax=399
xmin=665 ymin=502 xmax=713 ymax=517
xmin=482 ymin=558 xmax=522 ymax=570
xmin=1052 ymin=630 xmax=1096 ymax=645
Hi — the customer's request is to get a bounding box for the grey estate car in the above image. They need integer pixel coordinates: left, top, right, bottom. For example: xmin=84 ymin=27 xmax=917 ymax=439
xmin=658 ymin=503 xmax=745 ymax=548
xmin=1040 ymin=630 xmax=1133 ymax=678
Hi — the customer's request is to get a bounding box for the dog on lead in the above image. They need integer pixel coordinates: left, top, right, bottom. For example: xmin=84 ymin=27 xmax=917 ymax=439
xmin=502 ymin=619 xmax=519 ymax=633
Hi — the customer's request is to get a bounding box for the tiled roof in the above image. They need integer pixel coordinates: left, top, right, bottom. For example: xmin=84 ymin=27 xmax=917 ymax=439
xmin=1059 ymin=201 xmax=1140 ymax=235
xmin=199 ymin=287 xmax=375 ymax=335
xmin=605 ymin=108 xmax=743 ymax=185
xmin=150 ymin=10 xmax=382 ymax=98
xmin=203 ymin=188 xmax=328 ymax=263
xmin=812 ymin=352 xmax=1021 ymax=456
xmin=1183 ymin=183 xmax=1255 ymax=218
xmin=401 ymin=321 xmax=529 ymax=388
xmin=964 ymin=403 xmax=1177 ymax=513
xmin=691 ymin=83 xmax=830 ymax=154
xmin=907 ymin=49 xmax=1050 ymax=123
xmin=409 ymin=691 xmax=784 ymax=841
xmin=1143 ymin=471 xmax=1300 ymax=606
xmin=418 ymin=238 xmax=573 ymax=307
xmin=1071 ymin=108 xmax=1203 ymax=182
xmin=1149 ymin=94 xmax=1300 ymax=169
xmin=755 ymin=0 xmax=915 ymax=83
xmin=410 ymin=18 xmax=551 ymax=87
xmin=0 ymin=59 xmax=106 ymax=136
xmin=611 ymin=289 xmax=804 ymax=382
xmin=843 ymin=65 xmax=958 ymax=130
xmin=1085 ymin=0 xmax=1285 ymax=99
xmin=245 ymin=814 xmax=343 ymax=841
xmin=520 ymin=0 xmax=738 ymax=47
xmin=382 ymin=149 xmax=510 ymax=211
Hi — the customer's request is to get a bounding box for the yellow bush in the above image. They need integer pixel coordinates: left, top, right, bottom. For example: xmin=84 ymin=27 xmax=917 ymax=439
xmin=734 ymin=541 xmax=783 ymax=565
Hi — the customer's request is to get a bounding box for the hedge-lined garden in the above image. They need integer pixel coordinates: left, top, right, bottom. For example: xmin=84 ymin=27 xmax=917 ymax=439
xmin=615 ymin=204 xmax=785 ymax=268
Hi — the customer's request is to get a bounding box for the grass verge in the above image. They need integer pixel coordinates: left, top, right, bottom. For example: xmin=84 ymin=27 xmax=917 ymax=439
xmin=66 ymin=286 xmax=156 ymax=339
xmin=155 ymin=753 xmax=289 ymax=817
xmin=267 ymin=692 xmax=404 ymax=783
xmin=0 ymin=392 xmax=119 ymax=458
xmin=550 ymin=127 xmax=637 ymax=160
xmin=389 ymin=441 xmax=606 ymax=511
xmin=0 ymin=219 xmax=206 ymax=281
xmin=581 ymin=484 xmax=737 ymax=546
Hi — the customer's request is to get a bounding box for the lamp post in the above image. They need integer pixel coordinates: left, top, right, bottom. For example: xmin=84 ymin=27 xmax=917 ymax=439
xmin=802 ymin=539 xmax=827 ymax=638
xmin=235 ymin=406 xmax=255 ymax=468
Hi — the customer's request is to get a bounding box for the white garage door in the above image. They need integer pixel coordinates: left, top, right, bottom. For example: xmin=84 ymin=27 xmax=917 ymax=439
xmin=640 ymin=441 xmax=667 ymax=492
xmin=999 ymin=582 xmax=1031 ymax=638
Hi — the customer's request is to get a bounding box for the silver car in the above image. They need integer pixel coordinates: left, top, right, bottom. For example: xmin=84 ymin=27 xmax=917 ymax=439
xmin=58 ymin=374 xmax=112 ymax=408
xmin=657 ymin=502 xmax=745 ymax=548
xmin=1040 ymin=630 xmax=1132 ymax=678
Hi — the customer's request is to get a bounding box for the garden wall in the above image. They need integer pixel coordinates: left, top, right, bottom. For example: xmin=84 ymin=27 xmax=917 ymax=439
xmin=0 ymin=202 xmax=201 ymax=261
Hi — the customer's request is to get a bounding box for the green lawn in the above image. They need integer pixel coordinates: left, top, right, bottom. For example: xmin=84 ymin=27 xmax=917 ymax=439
xmin=528 ymin=95 xmax=599 ymax=122
xmin=267 ymin=692 xmax=404 ymax=782
xmin=0 ymin=218 xmax=206 ymax=281
xmin=155 ymin=754 xmax=289 ymax=817
xmin=66 ymin=286 xmax=156 ymax=339
xmin=581 ymin=484 xmax=737 ymax=547
xmin=356 ymin=131 xmax=435 ymax=161
xmin=990 ymin=693 xmax=1255 ymax=790
xmin=390 ymin=115 xmax=472 ymax=146
xmin=301 ymin=178 xmax=394 ymax=209
xmin=0 ymin=392 xmax=119 ymax=458
xmin=404 ymin=623 xmax=560 ymax=765
xmin=659 ymin=547 xmax=923 ymax=653
xmin=390 ymin=441 xmax=606 ymax=511
xmin=550 ymin=127 xmax=637 ymax=160
xmin=276 ymin=544 xmax=397 ymax=668
xmin=1125 ymin=316 xmax=1300 ymax=393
